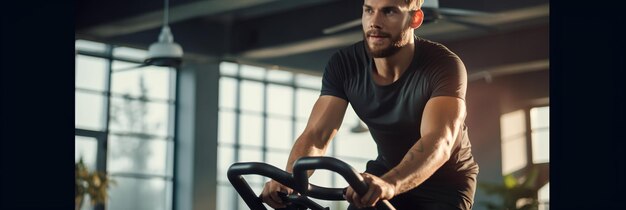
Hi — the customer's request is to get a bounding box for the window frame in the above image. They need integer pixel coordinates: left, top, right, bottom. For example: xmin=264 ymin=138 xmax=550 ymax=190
xmin=75 ymin=40 xmax=178 ymax=210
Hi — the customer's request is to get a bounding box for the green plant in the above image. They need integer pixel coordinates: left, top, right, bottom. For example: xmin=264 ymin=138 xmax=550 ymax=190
xmin=478 ymin=168 xmax=540 ymax=210
xmin=75 ymin=158 xmax=115 ymax=209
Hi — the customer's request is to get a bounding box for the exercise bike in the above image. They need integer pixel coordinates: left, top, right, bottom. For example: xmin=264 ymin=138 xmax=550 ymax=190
xmin=228 ymin=156 xmax=396 ymax=210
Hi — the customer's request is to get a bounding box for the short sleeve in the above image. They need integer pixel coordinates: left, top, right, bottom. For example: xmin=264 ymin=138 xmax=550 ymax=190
xmin=430 ymin=56 xmax=468 ymax=100
xmin=320 ymin=53 xmax=349 ymax=101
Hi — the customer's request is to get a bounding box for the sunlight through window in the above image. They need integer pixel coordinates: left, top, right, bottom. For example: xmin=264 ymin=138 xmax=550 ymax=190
xmin=500 ymin=110 xmax=527 ymax=175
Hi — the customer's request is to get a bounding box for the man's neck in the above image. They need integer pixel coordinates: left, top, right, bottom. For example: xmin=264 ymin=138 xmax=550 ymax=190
xmin=372 ymin=39 xmax=415 ymax=85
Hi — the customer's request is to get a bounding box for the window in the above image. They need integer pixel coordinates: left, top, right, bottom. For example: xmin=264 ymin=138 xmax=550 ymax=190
xmin=500 ymin=106 xmax=550 ymax=174
xmin=75 ymin=136 xmax=99 ymax=170
xmin=75 ymin=40 xmax=177 ymax=210
xmin=217 ymin=62 xmax=377 ymax=210
xmin=538 ymin=182 xmax=549 ymax=210
xmin=530 ymin=106 xmax=549 ymax=163
xmin=499 ymin=105 xmax=549 ymax=209
xmin=531 ymin=106 xmax=549 ymax=209
xmin=500 ymin=110 xmax=528 ymax=175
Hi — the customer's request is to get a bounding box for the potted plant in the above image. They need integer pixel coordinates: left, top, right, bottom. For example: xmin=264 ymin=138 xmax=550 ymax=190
xmin=478 ymin=167 xmax=540 ymax=210
xmin=75 ymin=158 xmax=115 ymax=210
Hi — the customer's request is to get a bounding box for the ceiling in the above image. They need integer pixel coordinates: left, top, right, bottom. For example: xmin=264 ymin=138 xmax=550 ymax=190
xmin=75 ymin=0 xmax=549 ymax=75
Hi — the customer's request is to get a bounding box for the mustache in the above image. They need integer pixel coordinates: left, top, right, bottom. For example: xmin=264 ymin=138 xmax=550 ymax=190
xmin=365 ymin=30 xmax=391 ymax=37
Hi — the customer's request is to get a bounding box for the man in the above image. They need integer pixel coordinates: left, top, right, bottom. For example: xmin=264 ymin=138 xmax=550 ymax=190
xmin=261 ymin=0 xmax=479 ymax=209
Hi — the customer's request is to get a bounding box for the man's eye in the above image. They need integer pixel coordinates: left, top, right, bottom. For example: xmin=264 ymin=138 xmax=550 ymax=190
xmin=364 ymin=8 xmax=373 ymax=14
xmin=383 ymin=9 xmax=396 ymax=15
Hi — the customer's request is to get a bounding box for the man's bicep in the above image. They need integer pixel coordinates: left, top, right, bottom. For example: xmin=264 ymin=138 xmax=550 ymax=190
xmin=420 ymin=96 xmax=466 ymax=139
xmin=303 ymin=95 xmax=349 ymax=137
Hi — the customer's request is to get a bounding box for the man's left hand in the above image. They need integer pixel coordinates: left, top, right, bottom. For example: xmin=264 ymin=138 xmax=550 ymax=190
xmin=344 ymin=173 xmax=396 ymax=208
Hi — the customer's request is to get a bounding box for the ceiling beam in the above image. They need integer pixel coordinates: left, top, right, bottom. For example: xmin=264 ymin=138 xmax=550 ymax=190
xmin=80 ymin=0 xmax=279 ymax=38
xmin=239 ymin=32 xmax=362 ymax=59
xmin=468 ymin=59 xmax=549 ymax=82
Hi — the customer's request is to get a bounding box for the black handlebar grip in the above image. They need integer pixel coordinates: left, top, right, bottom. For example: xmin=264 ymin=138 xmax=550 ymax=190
xmin=293 ymin=157 xmax=368 ymax=194
xmin=292 ymin=157 xmax=396 ymax=210
xmin=228 ymin=162 xmax=297 ymax=210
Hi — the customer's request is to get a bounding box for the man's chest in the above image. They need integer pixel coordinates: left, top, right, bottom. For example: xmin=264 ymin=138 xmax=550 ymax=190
xmin=345 ymin=78 xmax=430 ymax=129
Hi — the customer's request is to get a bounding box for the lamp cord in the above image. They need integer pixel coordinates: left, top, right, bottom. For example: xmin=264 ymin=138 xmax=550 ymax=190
xmin=164 ymin=0 xmax=169 ymax=26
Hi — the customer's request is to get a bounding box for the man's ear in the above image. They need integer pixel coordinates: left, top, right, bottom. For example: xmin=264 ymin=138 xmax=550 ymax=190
xmin=410 ymin=9 xmax=424 ymax=28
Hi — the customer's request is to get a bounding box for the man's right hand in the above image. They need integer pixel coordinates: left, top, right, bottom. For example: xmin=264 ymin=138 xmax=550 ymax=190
xmin=260 ymin=180 xmax=294 ymax=209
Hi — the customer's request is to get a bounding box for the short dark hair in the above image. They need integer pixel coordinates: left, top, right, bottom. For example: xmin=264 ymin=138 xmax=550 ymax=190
xmin=405 ymin=0 xmax=424 ymax=9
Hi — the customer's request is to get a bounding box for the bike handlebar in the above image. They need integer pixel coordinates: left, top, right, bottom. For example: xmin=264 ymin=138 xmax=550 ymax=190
xmin=227 ymin=156 xmax=395 ymax=210
xmin=293 ymin=157 xmax=395 ymax=210
xmin=228 ymin=162 xmax=291 ymax=210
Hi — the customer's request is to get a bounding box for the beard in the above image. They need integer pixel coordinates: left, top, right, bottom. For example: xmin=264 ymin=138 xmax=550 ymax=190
xmin=364 ymin=28 xmax=412 ymax=58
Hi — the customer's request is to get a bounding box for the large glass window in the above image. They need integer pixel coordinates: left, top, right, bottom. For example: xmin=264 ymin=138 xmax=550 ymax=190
xmin=75 ymin=136 xmax=99 ymax=172
xmin=531 ymin=106 xmax=549 ymax=209
xmin=500 ymin=110 xmax=528 ymax=175
xmin=75 ymin=91 xmax=107 ymax=131
xmin=217 ymin=62 xmax=377 ymax=210
xmin=75 ymin=40 xmax=177 ymax=210
xmin=530 ymin=106 xmax=549 ymax=164
xmin=76 ymin=55 xmax=108 ymax=91
xmin=537 ymin=182 xmax=549 ymax=210
xmin=500 ymin=106 xmax=550 ymax=174
xmin=499 ymin=105 xmax=549 ymax=209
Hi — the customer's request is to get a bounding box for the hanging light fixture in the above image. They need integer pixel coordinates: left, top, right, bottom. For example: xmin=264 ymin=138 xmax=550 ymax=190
xmin=145 ymin=0 xmax=183 ymax=67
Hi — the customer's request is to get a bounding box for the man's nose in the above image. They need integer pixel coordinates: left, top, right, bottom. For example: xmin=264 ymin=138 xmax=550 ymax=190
xmin=369 ymin=12 xmax=383 ymax=29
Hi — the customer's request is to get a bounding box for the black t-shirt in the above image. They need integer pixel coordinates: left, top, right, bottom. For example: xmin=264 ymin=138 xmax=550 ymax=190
xmin=321 ymin=37 xmax=479 ymax=208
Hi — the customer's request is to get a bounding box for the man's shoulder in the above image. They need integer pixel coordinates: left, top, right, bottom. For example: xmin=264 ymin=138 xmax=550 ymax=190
xmin=415 ymin=36 xmax=459 ymax=59
xmin=333 ymin=40 xmax=367 ymax=59
xmin=415 ymin=36 xmax=461 ymax=63
xmin=327 ymin=40 xmax=368 ymax=66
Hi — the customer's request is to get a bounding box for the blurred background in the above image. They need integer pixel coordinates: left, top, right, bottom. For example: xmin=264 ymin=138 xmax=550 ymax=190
xmin=75 ymin=0 xmax=549 ymax=209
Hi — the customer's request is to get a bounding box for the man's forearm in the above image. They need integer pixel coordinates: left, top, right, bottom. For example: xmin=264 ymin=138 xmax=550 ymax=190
xmin=381 ymin=133 xmax=452 ymax=194
xmin=285 ymin=132 xmax=331 ymax=175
